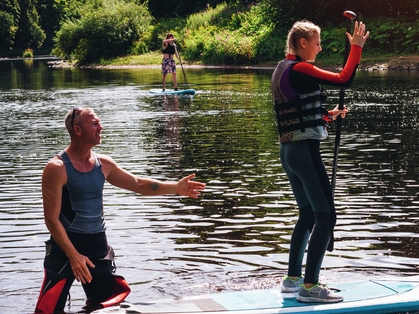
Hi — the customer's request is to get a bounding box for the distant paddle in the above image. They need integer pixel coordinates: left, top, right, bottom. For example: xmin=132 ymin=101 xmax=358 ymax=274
xmin=330 ymin=10 xmax=356 ymax=196
xmin=177 ymin=50 xmax=189 ymax=89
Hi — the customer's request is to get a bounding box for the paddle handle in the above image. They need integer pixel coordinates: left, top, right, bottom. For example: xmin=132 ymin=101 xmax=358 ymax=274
xmin=330 ymin=11 xmax=356 ymax=195
xmin=177 ymin=50 xmax=189 ymax=89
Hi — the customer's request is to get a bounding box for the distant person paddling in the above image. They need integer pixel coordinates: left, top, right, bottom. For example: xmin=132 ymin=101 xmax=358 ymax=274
xmin=162 ymin=33 xmax=181 ymax=92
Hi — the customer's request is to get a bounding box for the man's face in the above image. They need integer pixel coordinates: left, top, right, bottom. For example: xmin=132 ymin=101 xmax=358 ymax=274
xmin=78 ymin=110 xmax=103 ymax=145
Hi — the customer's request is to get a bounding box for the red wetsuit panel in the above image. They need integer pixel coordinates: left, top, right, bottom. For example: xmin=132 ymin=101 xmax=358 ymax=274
xmin=288 ymin=45 xmax=362 ymax=92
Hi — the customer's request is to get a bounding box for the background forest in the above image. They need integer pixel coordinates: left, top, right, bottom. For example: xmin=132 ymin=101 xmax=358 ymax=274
xmin=1 ymin=0 xmax=418 ymax=64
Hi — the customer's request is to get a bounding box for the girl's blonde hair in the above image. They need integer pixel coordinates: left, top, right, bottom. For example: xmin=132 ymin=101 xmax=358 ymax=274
xmin=285 ymin=20 xmax=321 ymax=55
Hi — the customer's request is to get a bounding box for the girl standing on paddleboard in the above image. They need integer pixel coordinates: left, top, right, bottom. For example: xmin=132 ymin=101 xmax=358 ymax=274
xmin=162 ymin=33 xmax=182 ymax=92
xmin=271 ymin=19 xmax=369 ymax=303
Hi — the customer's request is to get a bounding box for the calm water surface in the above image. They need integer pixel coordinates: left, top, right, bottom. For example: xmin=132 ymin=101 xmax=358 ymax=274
xmin=1 ymin=60 xmax=419 ymax=313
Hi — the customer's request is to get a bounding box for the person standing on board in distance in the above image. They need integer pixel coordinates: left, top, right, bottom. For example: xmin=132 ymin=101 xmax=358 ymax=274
xmin=271 ymin=20 xmax=369 ymax=303
xmin=35 ymin=107 xmax=206 ymax=314
xmin=162 ymin=33 xmax=181 ymax=92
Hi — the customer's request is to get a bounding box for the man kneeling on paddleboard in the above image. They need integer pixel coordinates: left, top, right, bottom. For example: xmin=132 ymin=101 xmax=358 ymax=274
xmin=34 ymin=107 xmax=205 ymax=313
xmin=272 ymin=18 xmax=369 ymax=303
xmin=162 ymin=33 xmax=182 ymax=92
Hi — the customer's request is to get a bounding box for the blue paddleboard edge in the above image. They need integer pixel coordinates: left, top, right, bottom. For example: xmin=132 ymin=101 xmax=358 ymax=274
xmin=91 ymin=280 xmax=419 ymax=314
xmin=149 ymin=89 xmax=195 ymax=94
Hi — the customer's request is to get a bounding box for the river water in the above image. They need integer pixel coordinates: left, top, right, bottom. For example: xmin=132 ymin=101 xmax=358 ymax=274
xmin=1 ymin=59 xmax=419 ymax=313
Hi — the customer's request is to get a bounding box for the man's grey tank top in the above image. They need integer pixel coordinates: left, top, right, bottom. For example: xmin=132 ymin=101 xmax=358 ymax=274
xmin=58 ymin=150 xmax=106 ymax=234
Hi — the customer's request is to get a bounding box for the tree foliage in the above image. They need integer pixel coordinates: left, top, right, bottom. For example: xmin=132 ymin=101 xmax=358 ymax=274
xmin=164 ymin=0 xmax=419 ymax=65
xmin=0 ymin=0 xmax=20 ymax=50
xmin=14 ymin=0 xmax=46 ymax=49
xmin=53 ymin=0 xmax=152 ymax=64
xmin=145 ymin=0 xmax=235 ymax=18
xmin=145 ymin=0 xmax=418 ymax=20
xmin=36 ymin=0 xmax=69 ymax=49
xmin=1 ymin=0 xmax=418 ymax=60
xmin=182 ymin=1 xmax=278 ymax=64
xmin=246 ymin=0 xmax=418 ymax=38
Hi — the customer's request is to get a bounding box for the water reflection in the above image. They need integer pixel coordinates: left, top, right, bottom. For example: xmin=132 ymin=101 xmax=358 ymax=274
xmin=1 ymin=60 xmax=419 ymax=313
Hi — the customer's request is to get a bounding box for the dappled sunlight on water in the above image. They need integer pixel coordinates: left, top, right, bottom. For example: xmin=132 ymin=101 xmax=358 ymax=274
xmin=1 ymin=60 xmax=419 ymax=313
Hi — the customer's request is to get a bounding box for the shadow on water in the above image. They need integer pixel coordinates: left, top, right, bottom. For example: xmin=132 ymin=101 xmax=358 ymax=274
xmin=1 ymin=60 xmax=419 ymax=313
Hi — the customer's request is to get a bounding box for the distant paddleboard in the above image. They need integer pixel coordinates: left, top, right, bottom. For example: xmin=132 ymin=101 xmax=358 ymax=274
xmin=150 ymin=89 xmax=195 ymax=95
xmin=92 ymin=279 xmax=419 ymax=314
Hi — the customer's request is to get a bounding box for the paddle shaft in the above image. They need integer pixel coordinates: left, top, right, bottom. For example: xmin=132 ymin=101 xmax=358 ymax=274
xmin=330 ymin=11 xmax=356 ymax=196
xmin=177 ymin=50 xmax=189 ymax=89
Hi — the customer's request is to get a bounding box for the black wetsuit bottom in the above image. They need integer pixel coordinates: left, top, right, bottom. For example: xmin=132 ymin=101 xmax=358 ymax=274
xmin=35 ymin=231 xmax=130 ymax=314
xmin=280 ymin=139 xmax=336 ymax=284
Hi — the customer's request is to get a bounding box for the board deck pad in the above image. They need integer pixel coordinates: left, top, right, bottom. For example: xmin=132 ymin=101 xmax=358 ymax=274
xmin=149 ymin=89 xmax=196 ymax=95
xmin=92 ymin=280 xmax=419 ymax=314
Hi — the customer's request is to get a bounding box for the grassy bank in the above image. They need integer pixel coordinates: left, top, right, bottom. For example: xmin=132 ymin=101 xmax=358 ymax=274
xmin=98 ymin=52 xmax=163 ymax=66
xmin=85 ymin=50 xmax=419 ymax=71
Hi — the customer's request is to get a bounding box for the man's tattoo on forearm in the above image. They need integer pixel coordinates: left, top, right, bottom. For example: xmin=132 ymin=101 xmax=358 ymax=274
xmin=150 ymin=182 xmax=159 ymax=191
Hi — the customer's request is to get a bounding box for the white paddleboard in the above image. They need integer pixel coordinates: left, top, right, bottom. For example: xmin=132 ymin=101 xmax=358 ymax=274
xmin=92 ymin=279 xmax=419 ymax=314
xmin=150 ymin=89 xmax=196 ymax=95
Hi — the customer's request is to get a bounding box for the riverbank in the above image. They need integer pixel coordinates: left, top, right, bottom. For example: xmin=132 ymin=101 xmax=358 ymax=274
xmin=46 ymin=53 xmax=419 ymax=71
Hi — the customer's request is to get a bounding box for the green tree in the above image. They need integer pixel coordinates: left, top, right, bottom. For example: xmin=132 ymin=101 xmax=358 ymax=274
xmin=0 ymin=0 xmax=20 ymax=50
xmin=36 ymin=0 xmax=68 ymax=49
xmin=266 ymin=0 xmax=418 ymax=28
xmin=14 ymin=0 xmax=46 ymax=49
xmin=54 ymin=0 xmax=153 ymax=64
xmin=35 ymin=0 xmax=90 ymax=51
xmin=146 ymin=0 xmax=240 ymax=18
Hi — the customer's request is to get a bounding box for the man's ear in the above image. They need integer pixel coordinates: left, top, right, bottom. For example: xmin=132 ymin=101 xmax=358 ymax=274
xmin=73 ymin=125 xmax=82 ymax=137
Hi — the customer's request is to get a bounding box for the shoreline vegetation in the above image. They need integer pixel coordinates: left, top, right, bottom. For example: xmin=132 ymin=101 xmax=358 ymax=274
xmin=43 ymin=52 xmax=419 ymax=72
xmin=2 ymin=1 xmax=417 ymax=71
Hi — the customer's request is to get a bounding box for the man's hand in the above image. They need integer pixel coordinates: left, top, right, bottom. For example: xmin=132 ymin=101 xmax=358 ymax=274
xmin=176 ymin=174 xmax=206 ymax=199
xmin=103 ymin=156 xmax=205 ymax=197
xmin=69 ymin=252 xmax=95 ymax=284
